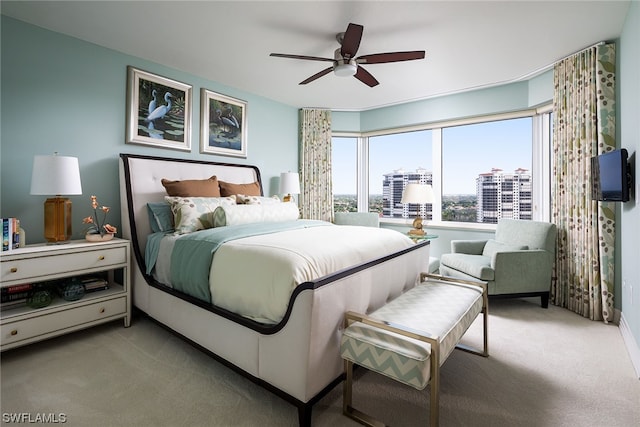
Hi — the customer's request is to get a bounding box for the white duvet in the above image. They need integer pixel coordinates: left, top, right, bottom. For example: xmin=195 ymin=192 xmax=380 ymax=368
xmin=154 ymin=224 xmax=414 ymax=324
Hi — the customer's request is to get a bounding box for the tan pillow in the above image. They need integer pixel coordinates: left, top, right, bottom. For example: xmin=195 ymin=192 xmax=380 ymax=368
xmin=161 ymin=176 xmax=220 ymax=197
xmin=219 ymin=180 xmax=261 ymax=197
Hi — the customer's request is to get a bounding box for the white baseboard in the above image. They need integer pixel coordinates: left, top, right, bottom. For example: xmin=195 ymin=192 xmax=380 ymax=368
xmin=619 ymin=311 xmax=640 ymax=379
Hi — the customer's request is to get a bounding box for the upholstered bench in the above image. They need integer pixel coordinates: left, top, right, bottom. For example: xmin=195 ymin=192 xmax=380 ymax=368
xmin=340 ymin=273 xmax=488 ymax=427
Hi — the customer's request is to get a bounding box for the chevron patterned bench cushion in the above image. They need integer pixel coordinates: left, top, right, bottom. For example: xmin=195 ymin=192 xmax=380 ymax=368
xmin=340 ymin=282 xmax=484 ymax=390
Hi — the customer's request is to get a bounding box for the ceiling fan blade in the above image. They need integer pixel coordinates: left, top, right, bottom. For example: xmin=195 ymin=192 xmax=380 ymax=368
xmin=340 ymin=23 xmax=363 ymax=58
xmin=270 ymin=53 xmax=334 ymax=62
xmin=354 ymin=66 xmax=379 ymax=87
xmin=356 ymin=51 xmax=426 ymax=64
xmin=299 ymin=67 xmax=334 ymax=85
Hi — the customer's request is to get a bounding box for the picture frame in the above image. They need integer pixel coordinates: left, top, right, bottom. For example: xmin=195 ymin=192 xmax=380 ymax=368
xmin=200 ymin=88 xmax=247 ymax=158
xmin=126 ymin=66 xmax=192 ymax=151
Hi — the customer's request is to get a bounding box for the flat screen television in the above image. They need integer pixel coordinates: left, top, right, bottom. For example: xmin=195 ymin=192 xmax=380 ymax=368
xmin=591 ymin=148 xmax=630 ymax=202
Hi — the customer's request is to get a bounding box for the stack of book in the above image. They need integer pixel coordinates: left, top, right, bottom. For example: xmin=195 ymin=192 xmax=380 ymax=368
xmin=1 ymin=217 xmax=20 ymax=251
xmin=1 ymin=283 xmax=32 ymax=310
xmin=79 ymin=276 xmax=110 ymax=293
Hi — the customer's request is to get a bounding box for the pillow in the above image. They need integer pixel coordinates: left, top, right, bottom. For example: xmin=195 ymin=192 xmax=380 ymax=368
xmin=219 ymin=180 xmax=261 ymax=197
xmin=161 ymin=176 xmax=220 ymax=197
xmin=165 ymin=196 xmax=236 ymax=234
xmin=235 ymin=194 xmax=281 ymax=205
xmin=212 ymin=203 xmax=300 ymax=227
xmin=482 ymin=239 xmax=529 ymax=258
xmin=147 ymin=202 xmax=174 ymax=233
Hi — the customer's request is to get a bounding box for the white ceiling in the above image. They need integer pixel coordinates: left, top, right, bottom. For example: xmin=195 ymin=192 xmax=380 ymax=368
xmin=2 ymin=1 xmax=631 ymax=111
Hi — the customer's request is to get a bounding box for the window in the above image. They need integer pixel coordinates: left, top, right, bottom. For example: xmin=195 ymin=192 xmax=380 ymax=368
xmin=368 ymin=130 xmax=432 ymax=218
xmin=332 ymin=109 xmax=550 ymax=226
xmin=442 ymin=117 xmax=533 ymax=223
xmin=332 ymin=137 xmax=358 ymax=212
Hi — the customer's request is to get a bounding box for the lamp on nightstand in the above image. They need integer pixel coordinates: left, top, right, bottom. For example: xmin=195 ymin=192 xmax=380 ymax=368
xmin=30 ymin=153 xmax=82 ymax=244
xmin=279 ymin=172 xmax=300 ymax=203
xmin=401 ymin=183 xmax=434 ymax=236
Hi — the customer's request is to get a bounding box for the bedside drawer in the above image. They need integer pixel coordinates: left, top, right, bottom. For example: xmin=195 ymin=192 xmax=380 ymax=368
xmin=1 ymin=247 xmax=126 ymax=283
xmin=1 ymin=297 xmax=126 ymax=347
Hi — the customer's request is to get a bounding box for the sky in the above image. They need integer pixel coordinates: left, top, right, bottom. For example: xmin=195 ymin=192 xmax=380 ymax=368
xmin=333 ymin=117 xmax=532 ymax=195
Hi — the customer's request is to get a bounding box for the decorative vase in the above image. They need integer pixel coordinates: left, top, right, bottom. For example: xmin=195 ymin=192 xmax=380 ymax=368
xmin=85 ymin=233 xmax=114 ymax=242
xmin=27 ymin=289 xmax=53 ymax=309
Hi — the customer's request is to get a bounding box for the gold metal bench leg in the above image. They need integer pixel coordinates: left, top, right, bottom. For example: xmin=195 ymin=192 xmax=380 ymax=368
xmin=430 ymin=343 xmax=440 ymax=427
xmin=343 ymin=359 xmax=387 ymax=427
xmin=343 ymin=360 xmax=353 ymax=414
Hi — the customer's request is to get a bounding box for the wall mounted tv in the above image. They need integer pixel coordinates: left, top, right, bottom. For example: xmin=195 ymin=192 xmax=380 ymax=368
xmin=591 ymin=148 xmax=630 ymax=202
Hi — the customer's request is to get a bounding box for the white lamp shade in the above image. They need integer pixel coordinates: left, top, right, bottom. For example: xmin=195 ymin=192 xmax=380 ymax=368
xmin=30 ymin=155 xmax=82 ymax=195
xmin=279 ymin=172 xmax=301 ymax=194
xmin=401 ymin=183 xmax=434 ymax=204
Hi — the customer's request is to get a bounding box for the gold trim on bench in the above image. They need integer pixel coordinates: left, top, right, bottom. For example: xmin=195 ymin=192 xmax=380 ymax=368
xmin=342 ymin=274 xmax=489 ymax=427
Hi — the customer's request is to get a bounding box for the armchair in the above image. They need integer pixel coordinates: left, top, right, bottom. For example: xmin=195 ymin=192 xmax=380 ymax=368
xmin=439 ymin=219 xmax=556 ymax=308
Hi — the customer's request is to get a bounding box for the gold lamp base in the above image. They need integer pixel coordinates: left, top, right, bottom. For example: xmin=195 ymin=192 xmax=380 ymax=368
xmin=408 ymin=216 xmax=426 ymax=236
xmin=283 ymin=193 xmax=293 ymax=203
xmin=44 ymin=197 xmax=73 ymax=243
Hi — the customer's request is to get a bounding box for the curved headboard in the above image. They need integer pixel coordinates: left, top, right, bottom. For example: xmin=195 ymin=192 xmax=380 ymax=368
xmin=118 ymin=153 xmax=262 ymax=273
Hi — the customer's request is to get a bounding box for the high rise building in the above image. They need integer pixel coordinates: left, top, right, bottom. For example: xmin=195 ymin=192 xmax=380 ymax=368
xmin=382 ymin=168 xmax=433 ymax=219
xmin=476 ymin=168 xmax=532 ymax=223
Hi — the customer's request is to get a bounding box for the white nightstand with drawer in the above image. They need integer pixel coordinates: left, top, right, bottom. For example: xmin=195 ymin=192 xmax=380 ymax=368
xmin=0 ymin=238 xmax=131 ymax=351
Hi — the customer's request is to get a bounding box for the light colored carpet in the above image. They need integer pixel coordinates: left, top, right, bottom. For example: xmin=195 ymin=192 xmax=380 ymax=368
xmin=1 ymin=298 xmax=639 ymax=426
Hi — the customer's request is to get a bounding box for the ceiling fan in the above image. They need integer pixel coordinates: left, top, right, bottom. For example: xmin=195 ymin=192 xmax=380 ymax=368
xmin=270 ymin=23 xmax=425 ymax=87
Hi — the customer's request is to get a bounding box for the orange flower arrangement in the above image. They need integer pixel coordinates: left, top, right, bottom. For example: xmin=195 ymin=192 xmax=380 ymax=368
xmin=82 ymin=195 xmax=117 ymax=236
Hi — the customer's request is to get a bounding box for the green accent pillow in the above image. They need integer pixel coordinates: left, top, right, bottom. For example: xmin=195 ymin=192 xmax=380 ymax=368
xmin=147 ymin=202 xmax=174 ymax=233
xmin=165 ymin=196 xmax=236 ymax=234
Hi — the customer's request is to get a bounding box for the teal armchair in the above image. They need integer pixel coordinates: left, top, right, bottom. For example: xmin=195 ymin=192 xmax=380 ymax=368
xmin=439 ymin=219 xmax=556 ymax=308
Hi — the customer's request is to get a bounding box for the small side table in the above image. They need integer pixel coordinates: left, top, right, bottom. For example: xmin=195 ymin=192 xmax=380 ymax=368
xmin=1 ymin=238 xmax=131 ymax=351
xmin=407 ymin=233 xmax=438 ymax=243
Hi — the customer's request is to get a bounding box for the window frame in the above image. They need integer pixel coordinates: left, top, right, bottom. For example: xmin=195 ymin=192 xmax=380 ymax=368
xmin=332 ymin=105 xmax=553 ymax=230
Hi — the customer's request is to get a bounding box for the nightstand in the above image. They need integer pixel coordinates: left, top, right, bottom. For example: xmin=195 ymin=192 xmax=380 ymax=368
xmin=0 ymin=238 xmax=131 ymax=351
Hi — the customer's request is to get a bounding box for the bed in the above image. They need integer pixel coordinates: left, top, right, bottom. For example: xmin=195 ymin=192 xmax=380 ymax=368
xmin=118 ymin=153 xmax=430 ymax=425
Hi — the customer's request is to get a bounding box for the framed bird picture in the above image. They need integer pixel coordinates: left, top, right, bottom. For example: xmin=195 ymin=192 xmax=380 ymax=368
xmin=200 ymin=88 xmax=247 ymax=158
xmin=126 ymin=66 xmax=192 ymax=151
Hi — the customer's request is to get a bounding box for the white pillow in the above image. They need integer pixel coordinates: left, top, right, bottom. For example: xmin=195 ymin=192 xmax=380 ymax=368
xmin=213 ymin=203 xmax=300 ymax=227
xmin=165 ymin=196 xmax=236 ymax=234
xmin=235 ymin=194 xmax=281 ymax=205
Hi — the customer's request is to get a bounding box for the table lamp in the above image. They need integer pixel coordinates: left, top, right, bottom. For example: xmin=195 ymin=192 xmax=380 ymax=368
xmin=401 ymin=183 xmax=434 ymax=236
xmin=30 ymin=153 xmax=82 ymax=243
xmin=279 ymin=172 xmax=300 ymax=203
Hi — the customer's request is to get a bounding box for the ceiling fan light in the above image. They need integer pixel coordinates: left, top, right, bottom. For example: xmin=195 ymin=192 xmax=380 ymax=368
xmin=334 ymin=62 xmax=357 ymax=77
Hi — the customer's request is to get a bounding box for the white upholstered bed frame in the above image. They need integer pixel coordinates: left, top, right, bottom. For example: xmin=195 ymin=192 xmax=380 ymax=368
xmin=118 ymin=153 xmax=430 ymax=425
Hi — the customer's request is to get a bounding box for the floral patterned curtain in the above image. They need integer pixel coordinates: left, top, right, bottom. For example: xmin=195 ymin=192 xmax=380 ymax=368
xmin=551 ymin=43 xmax=616 ymax=322
xmin=299 ymin=108 xmax=333 ymax=221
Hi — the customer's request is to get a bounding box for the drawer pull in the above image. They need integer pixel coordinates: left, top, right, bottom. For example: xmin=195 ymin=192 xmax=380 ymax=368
xmin=10 ymin=330 xmax=18 ymax=336
xmin=99 ymin=307 xmax=106 ymax=314
xmin=10 ymin=267 xmax=18 ymax=273
xmin=98 ymin=255 xmax=105 ymax=261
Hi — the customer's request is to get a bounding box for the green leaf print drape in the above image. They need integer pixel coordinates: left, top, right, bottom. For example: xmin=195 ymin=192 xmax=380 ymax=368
xmin=551 ymin=43 xmax=616 ymax=322
xmin=299 ymin=109 xmax=333 ymax=221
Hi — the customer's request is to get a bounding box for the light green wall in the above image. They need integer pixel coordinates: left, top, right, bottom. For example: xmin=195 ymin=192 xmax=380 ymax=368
xmin=333 ymin=76 xmax=551 ymax=133
xmin=528 ymin=70 xmax=554 ymax=107
xmin=619 ymin=0 xmax=640 ymax=371
xmin=0 ymin=16 xmax=299 ymax=243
